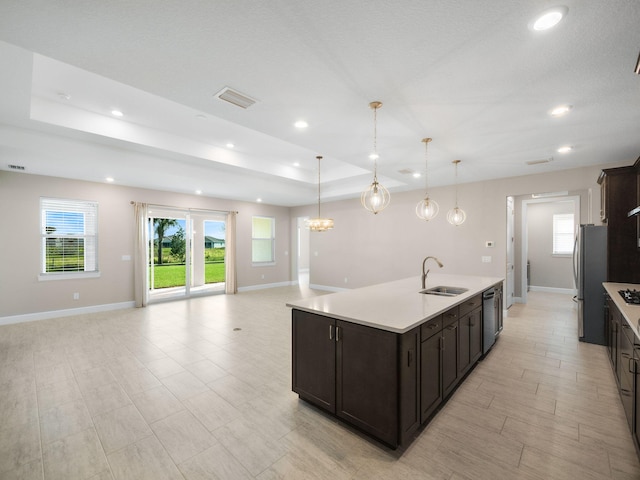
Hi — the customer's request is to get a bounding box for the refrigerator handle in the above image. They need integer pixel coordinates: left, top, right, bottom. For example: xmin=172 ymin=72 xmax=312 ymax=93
xmin=572 ymin=231 xmax=579 ymax=291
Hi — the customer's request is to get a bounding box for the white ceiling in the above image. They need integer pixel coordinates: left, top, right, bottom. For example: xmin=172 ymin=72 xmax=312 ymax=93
xmin=0 ymin=0 xmax=638 ymax=206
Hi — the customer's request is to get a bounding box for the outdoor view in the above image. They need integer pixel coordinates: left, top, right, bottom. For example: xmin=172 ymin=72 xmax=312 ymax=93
xmin=149 ymin=217 xmax=226 ymax=290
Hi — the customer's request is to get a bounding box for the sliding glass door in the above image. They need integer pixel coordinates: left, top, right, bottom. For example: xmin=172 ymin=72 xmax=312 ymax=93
xmin=147 ymin=207 xmax=226 ymax=301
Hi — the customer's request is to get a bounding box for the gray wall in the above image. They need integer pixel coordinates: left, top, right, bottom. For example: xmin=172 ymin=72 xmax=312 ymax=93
xmin=526 ymin=200 xmax=575 ymax=290
xmin=0 ymin=171 xmax=292 ymax=318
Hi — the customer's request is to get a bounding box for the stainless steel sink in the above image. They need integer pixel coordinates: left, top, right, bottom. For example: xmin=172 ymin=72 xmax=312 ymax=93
xmin=420 ymin=286 xmax=469 ymax=296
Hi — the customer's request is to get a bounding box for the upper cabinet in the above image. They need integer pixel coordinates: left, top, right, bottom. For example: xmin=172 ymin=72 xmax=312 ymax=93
xmin=598 ymin=160 xmax=640 ymax=283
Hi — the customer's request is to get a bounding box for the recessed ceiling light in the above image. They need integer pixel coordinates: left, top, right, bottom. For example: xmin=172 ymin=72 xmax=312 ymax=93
xmin=369 ymin=153 xmax=379 ymax=161
xmin=195 ymin=114 xmax=207 ymax=119
xmin=111 ymin=110 xmax=124 ymax=117
xmin=412 ymin=172 xmax=421 ymax=178
xmin=105 ymin=177 xmax=114 ymax=183
xmin=557 ymin=145 xmax=573 ymax=153
xmin=531 ymin=6 xmax=568 ymax=31
xmin=195 ymin=189 xmax=202 ymax=195
xmin=293 ymin=162 xmax=300 ymax=167
xmin=256 ymin=198 xmax=263 ymax=203
xmin=226 ymin=143 xmax=235 ymax=148
xmin=550 ymin=104 xmax=572 ymax=117
xmin=294 ymin=120 xmax=308 ymax=129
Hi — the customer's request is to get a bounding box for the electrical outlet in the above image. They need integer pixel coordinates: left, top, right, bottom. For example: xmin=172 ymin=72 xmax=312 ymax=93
xmin=344 ymin=277 xmax=348 ymax=284
xmin=482 ymin=256 xmax=492 ymax=263
xmin=73 ymin=292 xmax=79 ymax=300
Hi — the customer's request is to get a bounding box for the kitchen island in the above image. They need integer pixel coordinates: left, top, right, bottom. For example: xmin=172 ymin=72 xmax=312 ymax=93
xmin=287 ymin=273 xmax=504 ymax=448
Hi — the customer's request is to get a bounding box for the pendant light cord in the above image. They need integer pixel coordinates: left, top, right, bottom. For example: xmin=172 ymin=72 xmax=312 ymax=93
xmin=316 ymin=155 xmax=322 ymax=218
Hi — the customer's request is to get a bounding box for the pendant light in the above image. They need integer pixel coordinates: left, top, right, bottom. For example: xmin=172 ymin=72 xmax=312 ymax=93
xmin=415 ymin=137 xmax=439 ymax=221
xmin=305 ymin=155 xmax=334 ymax=232
xmin=361 ymin=101 xmax=390 ymax=214
xmin=447 ymin=160 xmax=466 ymax=226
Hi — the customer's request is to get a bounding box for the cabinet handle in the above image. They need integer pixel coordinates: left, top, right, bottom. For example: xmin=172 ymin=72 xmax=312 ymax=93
xmin=329 ymin=325 xmax=333 ymax=340
xmin=336 ymin=326 xmax=340 ymax=342
xmin=427 ymin=323 xmax=439 ymax=330
xmin=447 ymin=324 xmax=457 ymax=331
xmin=629 ymin=356 xmax=636 ymax=374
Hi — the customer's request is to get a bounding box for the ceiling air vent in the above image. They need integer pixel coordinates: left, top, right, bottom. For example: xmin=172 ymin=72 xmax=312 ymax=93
xmin=8 ymin=164 xmax=25 ymax=171
xmin=526 ymin=157 xmax=553 ymax=166
xmin=397 ymin=168 xmax=414 ymax=175
xmin=214 ymin=87 xmax=257 ymax=109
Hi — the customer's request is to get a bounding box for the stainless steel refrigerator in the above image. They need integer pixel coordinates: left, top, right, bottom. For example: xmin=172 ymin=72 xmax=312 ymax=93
xmin=573 ymin=224 xmax=607 ymax=345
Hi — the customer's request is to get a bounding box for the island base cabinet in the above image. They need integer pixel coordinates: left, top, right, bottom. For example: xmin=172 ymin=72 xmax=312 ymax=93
xmin=336 ymin=320 xmax=398 ymax=446
xmin=442 ymin=314 xmax=460 ymax=398
xmin=292 ymin=310 xmax=335 ymax=411
xmin=292 ymin=309 xmax=407 ymax=448
xmin=420 ymin=331 xmax=442 ymax=422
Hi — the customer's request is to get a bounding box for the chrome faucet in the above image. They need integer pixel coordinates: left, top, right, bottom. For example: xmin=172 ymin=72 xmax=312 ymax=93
xmin=421 ymin=256 xmax=443 ymax=289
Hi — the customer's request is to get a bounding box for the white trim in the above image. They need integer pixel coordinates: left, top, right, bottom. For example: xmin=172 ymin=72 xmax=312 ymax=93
xmin=309 ymin=283 xmax=350 ymax=293
xmin=38 ymin=271 xmax=101 ymax=281
xmin=238 ymin=281 xmax=295 ymax=292
xmin=0 ymin=301 xmax=135 ymax=326
xmin=528 ymin=285 xmax=576 ymax=295
xmin=513 ymin=296 xmax=524 ymax=304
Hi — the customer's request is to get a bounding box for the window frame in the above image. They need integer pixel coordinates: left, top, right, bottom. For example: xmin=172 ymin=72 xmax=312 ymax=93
xmin=552 ymin=212 xmax=575 ymax=256
xmin=251 ymin=215 xmax=275 ymax=266
xmin=39 ymin=197 xmax=100 ymax=280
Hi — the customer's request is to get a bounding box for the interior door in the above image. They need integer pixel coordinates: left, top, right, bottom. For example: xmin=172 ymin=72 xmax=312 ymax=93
xmin=506 ymin=196 xmax=515 ymax=308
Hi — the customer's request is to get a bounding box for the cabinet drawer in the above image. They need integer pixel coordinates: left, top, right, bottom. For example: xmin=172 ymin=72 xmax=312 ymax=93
xmin=421 ymin=315 xmax=442 ymax=340
xmin=442 ymin=307 xmax=459 ymax=327
xmin=459 ymin=294 xmax=482 ymax=317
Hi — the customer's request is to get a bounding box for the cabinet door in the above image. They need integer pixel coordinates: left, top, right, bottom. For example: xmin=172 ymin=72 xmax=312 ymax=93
xmin=291 ymin=310 xmax=335 ymax=412
xmin=619 ymin=323 xmax=634 ymax=430
xmin=458 ymin=313 xmax=471 ymax=375
xmin=420 ymin=333 xmax=442 ymax=422
xmin=399 ymin=327 xmax=420 ymax=444
xmin=634 ymin=347 xmax=640 ymax=448
xmin=468 ymin=308 xmax=483 ymax=365
xmin=336 ymin=320 xmax=398 ymax=446
xmin=442 ymin=319 xmax=459 ymax=397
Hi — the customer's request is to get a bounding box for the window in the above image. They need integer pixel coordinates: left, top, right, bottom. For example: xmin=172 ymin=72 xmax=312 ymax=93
xmin=252 ymin=216 xmax=275 ymax=264
xmin=553 ymin=213 xmax=574 ymax=255
xmin=40 ymin=197 xmax=99 ymax=278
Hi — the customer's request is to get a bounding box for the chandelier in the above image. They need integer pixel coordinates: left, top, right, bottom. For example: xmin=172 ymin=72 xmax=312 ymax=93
xmin=415 ymin=137 xmax=439 ymax=221
xmin=306 ymin=155 xmax=334 ymax=232
xmin=446 ymin=160 xmax=466 ymax=226
xmin=361 ymin=101 xmax=390 ymax=214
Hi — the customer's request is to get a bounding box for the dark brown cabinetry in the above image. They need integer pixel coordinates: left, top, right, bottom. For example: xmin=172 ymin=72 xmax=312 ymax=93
xmin=458 ymin=294 xmax=483 ymax=376
xmin=441 ymin=309 xmax=460 ymax=398
xmin=606 ymin=295 xmax=619 ymax=373
xmin=598 ymin=164 xmax=640 ymax=284
xmin=293 ymin=291 xmax=490 ymax=448
xmin=292 ymin=309 xmax=415 ymax=447
xmin=619 ymin=321 xmax=634 ymax=430
xmin=420 ymin=316 xmax=442 ymax=422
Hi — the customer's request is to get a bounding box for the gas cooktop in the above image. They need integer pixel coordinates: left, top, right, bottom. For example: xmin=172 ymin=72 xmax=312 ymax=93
xmin=619 ymin=289 xmax=640 ymax=305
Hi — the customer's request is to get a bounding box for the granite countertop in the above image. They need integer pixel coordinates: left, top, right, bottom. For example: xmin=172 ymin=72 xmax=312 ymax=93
xmin=603 ymin=282 xmax=640 ymax=339
xmin=287 ymin=273 xmax=504 ymax=334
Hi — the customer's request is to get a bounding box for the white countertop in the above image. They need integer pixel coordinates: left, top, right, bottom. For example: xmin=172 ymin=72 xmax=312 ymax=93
xmin=287 ymin=274 xmax=504 ymax=334
xmin=603 ymin=282 xmax=640 ymax=339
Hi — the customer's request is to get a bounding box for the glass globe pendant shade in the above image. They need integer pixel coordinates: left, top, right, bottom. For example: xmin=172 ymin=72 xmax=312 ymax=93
xmin=416 ymin=196 xmax=439 ymax=221
xmin=306 ymin=217 xmax=334 ymax=232
xmin=447 ymin=206 xmax=466 ymax=226
xmin=361 ymin=178 xmax=390 ymax=214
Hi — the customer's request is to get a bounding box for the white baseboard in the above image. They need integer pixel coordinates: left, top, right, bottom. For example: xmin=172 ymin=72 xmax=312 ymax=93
xmin=529 ymin=286 xmax=576 ymax=295
xmin=238 ymin=281 xmax=296 ymax=292
xmin=309 ymin=283 xmax=350 ymax=293
xmin=513 ymin=297 xmax=523 ymax=304
xmin=0 ymin=301 xmax=136 ymax=326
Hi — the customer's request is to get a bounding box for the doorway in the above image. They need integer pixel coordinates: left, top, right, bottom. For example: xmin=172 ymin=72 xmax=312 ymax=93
xmin=148 ymin=206 xmax=227 ymax=302
xmin=515 ymin=194 xmax=580 ymax=304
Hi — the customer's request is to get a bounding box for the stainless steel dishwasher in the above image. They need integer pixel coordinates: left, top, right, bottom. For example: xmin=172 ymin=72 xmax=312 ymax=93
xmin=482 ymin=288 xmax=496 ymax=355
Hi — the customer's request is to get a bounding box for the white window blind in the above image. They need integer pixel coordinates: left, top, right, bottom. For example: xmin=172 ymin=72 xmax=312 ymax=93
xmin=252 ymin=216 xmax=275 ymax=264
xmin=553 ymin=213 xmax=574 ymax=255
xmin=41 ymin=197 xmax=98 ymax=275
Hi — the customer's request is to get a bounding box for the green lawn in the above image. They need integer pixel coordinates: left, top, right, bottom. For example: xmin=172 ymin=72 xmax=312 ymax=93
xmin=151 ymin=262 xmax=225 ymax=288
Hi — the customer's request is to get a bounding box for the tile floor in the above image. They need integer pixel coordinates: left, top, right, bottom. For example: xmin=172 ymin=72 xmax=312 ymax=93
xmin=1 ymin=286 xmax=639 ymax=479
